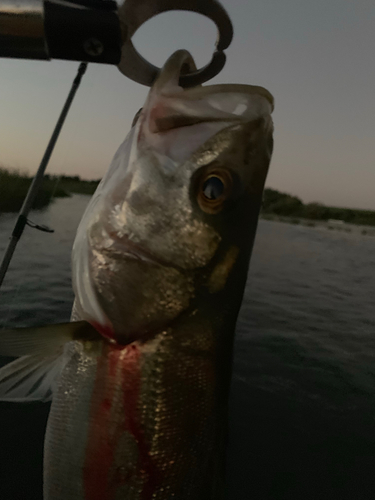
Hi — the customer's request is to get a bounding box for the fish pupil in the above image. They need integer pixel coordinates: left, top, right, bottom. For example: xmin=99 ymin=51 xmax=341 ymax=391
xmin=202 ymin=177 xmax=224 ymax=200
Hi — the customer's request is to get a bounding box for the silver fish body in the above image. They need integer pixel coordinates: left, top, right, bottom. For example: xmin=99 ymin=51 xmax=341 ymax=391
xmin=0 ymin=50 xmax=274 ymax=500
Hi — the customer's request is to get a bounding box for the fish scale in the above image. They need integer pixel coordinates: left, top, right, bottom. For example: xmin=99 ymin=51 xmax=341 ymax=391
xmin=44 ymin=328 xmax=221 ymax=499
xmin=44 ymin=342 xmax=97 ymax=499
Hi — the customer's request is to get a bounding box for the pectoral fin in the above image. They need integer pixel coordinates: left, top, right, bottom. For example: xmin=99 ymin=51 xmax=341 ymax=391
xmin=0 ymin=354 xmax=64 ymax=402
xmin=0 ymin=321 xmax=101 ymax=402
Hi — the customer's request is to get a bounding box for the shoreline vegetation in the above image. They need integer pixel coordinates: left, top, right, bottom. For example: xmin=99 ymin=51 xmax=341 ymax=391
xmin=0 ymin=167 xmax=100 ymax=213
xmin=1 ymin=168 xmax=374 ymax=230
xmin=261 ymin=188 xmax=375 ymax=228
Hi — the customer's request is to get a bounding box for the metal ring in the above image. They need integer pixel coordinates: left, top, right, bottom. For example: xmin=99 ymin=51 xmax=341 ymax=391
xmin=117 ymin=0 xmax=233 ymax=87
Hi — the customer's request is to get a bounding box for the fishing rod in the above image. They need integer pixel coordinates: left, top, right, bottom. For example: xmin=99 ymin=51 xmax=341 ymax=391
xmin=0 ymin=62 xmax=87 ymax=288
xmin=0 ymin=0 xmax=233 ymax=288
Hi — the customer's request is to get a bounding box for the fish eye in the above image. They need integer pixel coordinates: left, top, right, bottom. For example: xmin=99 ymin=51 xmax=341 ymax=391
xmin=202 ymin=176 xmax=224 ymax=200
xmin=197 ymin=169 xmax=233 ymax=214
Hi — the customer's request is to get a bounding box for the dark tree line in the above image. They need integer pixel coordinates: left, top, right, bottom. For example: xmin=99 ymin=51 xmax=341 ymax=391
xmin=262 ymin=188 xmax=375 ymax=226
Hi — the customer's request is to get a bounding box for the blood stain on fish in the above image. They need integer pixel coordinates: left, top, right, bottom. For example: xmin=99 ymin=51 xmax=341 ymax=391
xmin=84 ymin=343 xmax=161 ymax=500
xmin=121 ymin=344 xmax=161 ymax=499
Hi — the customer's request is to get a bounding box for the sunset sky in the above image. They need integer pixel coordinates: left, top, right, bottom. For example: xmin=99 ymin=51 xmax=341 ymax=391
xmin=0 ymin=0 xmax=373 ymax=209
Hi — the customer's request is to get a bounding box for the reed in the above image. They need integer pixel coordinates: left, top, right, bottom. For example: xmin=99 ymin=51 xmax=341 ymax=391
xmin=0 ymin=168 xmax=100 ymax=213
xmin=262 ymin=188 xmax=375 ymax=227
xmin=0 ymin=167 xmax=69 ymax=213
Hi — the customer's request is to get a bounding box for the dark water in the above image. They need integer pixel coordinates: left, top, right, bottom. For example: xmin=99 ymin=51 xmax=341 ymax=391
xmin=1 ymin=195 xmax=375 ymax=499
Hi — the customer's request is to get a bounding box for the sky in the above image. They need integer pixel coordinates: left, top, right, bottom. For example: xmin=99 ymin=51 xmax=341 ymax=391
xmin=0 ymin=0 xmax=374 ymax=209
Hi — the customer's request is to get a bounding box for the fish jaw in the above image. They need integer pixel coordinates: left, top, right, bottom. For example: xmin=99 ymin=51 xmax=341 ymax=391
xmin=88 ymin=249 xmax=196 ymax=345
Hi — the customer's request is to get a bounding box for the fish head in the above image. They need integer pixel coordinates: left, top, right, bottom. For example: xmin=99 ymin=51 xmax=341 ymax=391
xmin=72 ymin=50 xmax=274 ymax=345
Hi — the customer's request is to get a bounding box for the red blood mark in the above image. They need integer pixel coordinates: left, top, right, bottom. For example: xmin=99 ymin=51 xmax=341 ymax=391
xmin=149 ymin=103 xmax=166 ymax=133
xmin=91 ymin=321 xmax=115 ymax=342
xmin=121 ymin=345 xmax=162 ymax=499
xmin=84 ymin=344 xmax=118 ymax=500
xmin=83 ymin=343 xmax=162 ymax=500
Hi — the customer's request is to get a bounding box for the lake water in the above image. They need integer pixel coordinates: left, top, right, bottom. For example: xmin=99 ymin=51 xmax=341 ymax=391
xmin=0 ymin=194 xmax=375 ymax=499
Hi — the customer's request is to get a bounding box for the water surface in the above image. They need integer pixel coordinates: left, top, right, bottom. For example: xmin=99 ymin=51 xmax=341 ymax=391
xmin=0 ymin=195 xmax=374 ymax=499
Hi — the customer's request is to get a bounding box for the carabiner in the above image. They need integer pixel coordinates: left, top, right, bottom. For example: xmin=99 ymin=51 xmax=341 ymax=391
xmin=118 ymin=0 xmax=233 ymax=87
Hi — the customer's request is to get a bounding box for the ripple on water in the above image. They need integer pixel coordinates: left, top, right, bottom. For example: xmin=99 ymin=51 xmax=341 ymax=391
xmin=1 ymin=199 xmax=375 ymax=499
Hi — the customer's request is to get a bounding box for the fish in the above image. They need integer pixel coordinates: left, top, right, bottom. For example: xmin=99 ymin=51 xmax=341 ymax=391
xmin=0 ymin=50 xmax=274 ymax=499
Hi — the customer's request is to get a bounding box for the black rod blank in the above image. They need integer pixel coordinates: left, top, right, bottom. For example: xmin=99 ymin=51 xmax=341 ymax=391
xmin=0 ymin=62 xmax=88 ymax=289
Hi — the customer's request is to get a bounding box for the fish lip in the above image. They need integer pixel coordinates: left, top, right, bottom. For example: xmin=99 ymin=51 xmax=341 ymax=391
xmin=105 ymin=230 xmax=183 ymax=271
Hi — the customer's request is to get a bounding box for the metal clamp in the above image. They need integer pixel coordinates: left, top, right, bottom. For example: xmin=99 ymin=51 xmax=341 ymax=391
xmin=118 ymin=0 xmax=233 ymax=87
xmin=0 ymin=0 xmax=233 ymax=86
